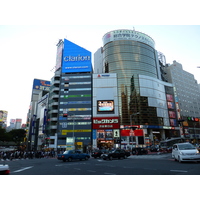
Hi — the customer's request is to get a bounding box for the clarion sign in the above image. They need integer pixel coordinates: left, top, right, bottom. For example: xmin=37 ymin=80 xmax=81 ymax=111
xmin=64 ymin=55 xmax=91 ymax=62
xmin=93 ymin=119 xmax=119 ymax=124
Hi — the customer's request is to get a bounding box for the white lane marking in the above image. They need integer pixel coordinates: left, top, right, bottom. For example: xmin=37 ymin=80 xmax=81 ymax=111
xmin=74 ymin=168 xmax=81 ymax=170
xmin=13 ymin=166 xmax=33 ymax=173
xmin=87 ymin=170 xmax=96 ymax=173
xmin=170 ymin=170 xmax=188 ymax=173
xmin=104 ymin=173 xmax=116 ymax=175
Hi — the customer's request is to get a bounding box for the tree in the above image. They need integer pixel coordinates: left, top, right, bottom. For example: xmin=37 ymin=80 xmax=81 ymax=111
xmin=0 ymin=127 xmax=7 ymax=142
xmin=8 ymin=129 xmax=27 ymax=146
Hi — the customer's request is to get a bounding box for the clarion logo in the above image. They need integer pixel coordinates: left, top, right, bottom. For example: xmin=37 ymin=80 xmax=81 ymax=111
xmin=64 ymin=55 xmax=91 ymax=62
xmin=93 ymin=119 xmax=119 ymax=124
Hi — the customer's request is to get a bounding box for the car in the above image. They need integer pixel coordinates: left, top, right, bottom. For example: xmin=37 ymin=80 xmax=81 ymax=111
xmin=101 ymin=149 xmax=130 ymax=160
xmin=150 ymin=145 xmax=160 ymax=152
xmin=0 ymin=164 xmax=10 ymax=175
xmin=132 ymin=147 xmax=148 ymax=155
xmin=57 ymin=150 xmax=90 ymax=162
xmin=91 ymin=149 xmax=108 ymax=158
xmin=172 ymin=143 xmax=200 ymax=163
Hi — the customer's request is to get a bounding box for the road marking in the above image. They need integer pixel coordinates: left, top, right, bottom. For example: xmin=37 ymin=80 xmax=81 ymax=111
xmin=104 ymin=172 xmax=116 ymax=175
xmin=13 ymin=166 xmax=33 ymax=173
xmin=55 ymin=164 xmax=64 ymax=166
xmin=74 ymin=168 xmax=81 ymax=170
xmin=87 ymin=170 xmax=96 ymax=173
xmin=170 ymin=170 xmax=188 ymax=173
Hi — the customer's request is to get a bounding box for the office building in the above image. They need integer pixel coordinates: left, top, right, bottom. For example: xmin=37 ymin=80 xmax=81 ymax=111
xmin=27 ymin=78 xmax=50 ymax=150
xmin=94 ymin=29 xmax=179 ymax=144
xmin=47 ymin=39 xmax=93 ymax=151
xmin=165 ymin=60 xmax=200 ymax=142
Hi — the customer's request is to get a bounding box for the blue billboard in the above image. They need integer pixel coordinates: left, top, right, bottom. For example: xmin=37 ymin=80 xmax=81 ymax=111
xmin=62 ymin=39 xmax=92 ymax=73
xmin=32 ymin=79 xmax=50 ymax=91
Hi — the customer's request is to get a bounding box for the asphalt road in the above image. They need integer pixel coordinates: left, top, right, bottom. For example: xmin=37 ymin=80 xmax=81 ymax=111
xmin=1 ymin=153 xmax=200 ymax=175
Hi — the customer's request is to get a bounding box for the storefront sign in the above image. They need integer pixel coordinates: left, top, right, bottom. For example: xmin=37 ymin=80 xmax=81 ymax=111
xmin=93 ymin=117 xmax=120 ymax=129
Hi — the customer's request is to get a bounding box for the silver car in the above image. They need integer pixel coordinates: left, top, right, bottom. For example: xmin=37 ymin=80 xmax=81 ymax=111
xmin=172 ymin=143 xmax=200 ymax=163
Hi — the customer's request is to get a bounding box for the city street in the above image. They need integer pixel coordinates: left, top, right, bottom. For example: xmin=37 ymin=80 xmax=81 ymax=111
xmin=1 ymin=153 xmax=200 ymax=175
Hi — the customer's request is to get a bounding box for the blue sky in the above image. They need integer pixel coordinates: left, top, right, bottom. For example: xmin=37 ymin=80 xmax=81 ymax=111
xmin=0 ymin=25 xmax=200 ymax=125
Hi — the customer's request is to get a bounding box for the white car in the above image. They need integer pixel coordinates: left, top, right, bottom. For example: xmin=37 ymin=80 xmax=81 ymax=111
xmin=172 ymin=143 xmax=200 ymax=163
xmin=0 ymin=164 xmax=10 ymax=175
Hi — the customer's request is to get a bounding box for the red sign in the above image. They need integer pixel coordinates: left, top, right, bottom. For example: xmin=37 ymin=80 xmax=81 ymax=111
xmin=93 ymin=117 xmax=120 ymax=129
xmin=121 ymin=129 xmax=143 ymax=137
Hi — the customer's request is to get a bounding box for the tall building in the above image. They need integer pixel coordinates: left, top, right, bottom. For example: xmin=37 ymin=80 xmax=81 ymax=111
xmin=165 ymin=60 xmax=200 ymax=142
xmin=27 ymin=78 xmax=50 ymax=150
xmin=47 ymin=39 xmax=93 ymax=151
xmin=94 ymin=29 xmax=179 ymax=144
xmin=92 ymin=73 xmax=119 ymax=149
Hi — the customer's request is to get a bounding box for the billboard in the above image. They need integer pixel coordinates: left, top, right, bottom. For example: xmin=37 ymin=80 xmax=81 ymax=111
xmin=0 ymin=110 xmax=8 ymax=122
xmin=103 ymin=30 xmax=155 ymax=48
xmin=97 ymin=100 xmax=114 ymax=112
xmin=32 ymin=79 xmax=50 ymax=91
xmin=62 ymin=39 xmax=92 ymax=73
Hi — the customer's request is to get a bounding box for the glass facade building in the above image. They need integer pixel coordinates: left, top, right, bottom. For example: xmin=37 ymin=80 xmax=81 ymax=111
xmin=102 ymin=29 xmax=162 ymax=126
xmin=96 ymin=29 xmax=179 ymax=142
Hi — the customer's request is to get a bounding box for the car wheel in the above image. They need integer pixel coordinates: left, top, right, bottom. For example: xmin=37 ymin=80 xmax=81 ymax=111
xmin=85 ymin=156 xmax=89 ymax=161
xmin=178 ymin=156 xmax=182 ymax=163
xmin=124 ymin=155 xmax=127 ymax=159
xmin=109 ymin=156 xmax=113 ymax=160
xmin=68 ymin=157 xmax=72 ymax=162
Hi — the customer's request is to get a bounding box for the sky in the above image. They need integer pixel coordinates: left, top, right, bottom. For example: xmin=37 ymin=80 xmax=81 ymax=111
xmin=1 ymin=0 xmax=199 ymax=195
xmin=0 ymin=25 xmax=200 ymax=125
xmin=0 ymin=1 xmax=200 ymax=127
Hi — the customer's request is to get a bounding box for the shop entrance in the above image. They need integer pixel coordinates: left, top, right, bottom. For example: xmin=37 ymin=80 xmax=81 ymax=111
xmin=97 ymin=140 xmax=113 ymax=149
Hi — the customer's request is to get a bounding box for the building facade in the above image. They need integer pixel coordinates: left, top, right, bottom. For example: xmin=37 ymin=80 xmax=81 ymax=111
xmin=94 ymin=29 xmax=179 ymax=146
xmin=47 ymin=39 xmax=93 ymax=152
xmin=92 ymin=73 xmax=120 ymax=149
xmin=165 ymin=60 xmax=200 ymax=142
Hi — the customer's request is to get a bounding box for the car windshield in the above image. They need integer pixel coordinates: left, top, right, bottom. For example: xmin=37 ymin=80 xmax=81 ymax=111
xmin=178 ymin=144 xmax=196 ymax=150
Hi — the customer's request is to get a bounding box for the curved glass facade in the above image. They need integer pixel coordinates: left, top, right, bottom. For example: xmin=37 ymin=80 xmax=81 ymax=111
xmin=102 ymin=31 xmax=161 ymax=126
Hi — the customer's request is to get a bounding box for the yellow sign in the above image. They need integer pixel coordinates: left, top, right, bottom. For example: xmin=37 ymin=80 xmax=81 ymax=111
xmin=62 ymin=130 xmax=68 ymax=135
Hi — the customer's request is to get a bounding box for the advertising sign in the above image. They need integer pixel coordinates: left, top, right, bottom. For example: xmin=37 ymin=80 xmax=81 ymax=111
xmin=62 ymin=39 xmax=92 ymax=73
xmin=0 ymin=110 xmax=8 ymax=122
xmin=97 ymin=100 xmax=114 ymax=112
xmin=103 ymin=29 xmax=155 ymax=48
xmin=93 ymin=117 xmax=120 ymax=129
xmin=33 ymin=79 xmax=50 ymax=91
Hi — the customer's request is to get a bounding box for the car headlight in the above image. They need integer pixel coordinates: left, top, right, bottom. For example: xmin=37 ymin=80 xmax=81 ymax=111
xmin=196 ymin=150 xmax=199 ymax=154
xmin=179 ymin=152 xmax=185 ymax=155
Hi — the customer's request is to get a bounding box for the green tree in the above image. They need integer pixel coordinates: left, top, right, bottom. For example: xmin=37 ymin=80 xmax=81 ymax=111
xmin=0 ymin=127 xmax=11 ymax=142
xmin=8 ymin=129 xmax=26 ymax=146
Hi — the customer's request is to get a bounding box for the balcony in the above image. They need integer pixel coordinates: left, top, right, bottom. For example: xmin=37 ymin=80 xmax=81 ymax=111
xmin=50 ymin=117 xmax=58 ymax=121
xmin=51 ymin=94 xmax=59 ymax=99
xmin=48 ymin=109 xmax=58 ymax=114
xmin=50 ymin=125 xmax=57 ymax=129
xmin=50 ymin=102 xmax=59 ymax=107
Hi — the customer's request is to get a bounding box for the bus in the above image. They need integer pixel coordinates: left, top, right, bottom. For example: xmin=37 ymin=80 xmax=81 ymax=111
xmin=160 ymin=137 xmax=185 ymax=149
